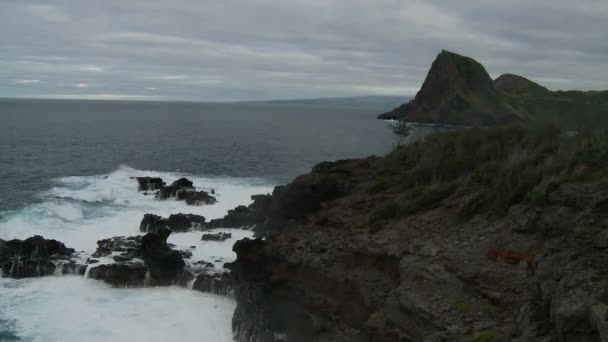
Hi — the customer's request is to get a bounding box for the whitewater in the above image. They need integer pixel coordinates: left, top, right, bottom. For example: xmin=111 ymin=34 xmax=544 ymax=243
xmin=0 ymin=165 xmax=273 ymax=342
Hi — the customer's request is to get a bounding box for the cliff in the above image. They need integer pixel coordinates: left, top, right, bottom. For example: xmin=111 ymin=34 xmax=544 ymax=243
xmin=224 ymin=125 xmax=608 ymax=342
xmin=381 ymin=51 xmax=608 ymax=127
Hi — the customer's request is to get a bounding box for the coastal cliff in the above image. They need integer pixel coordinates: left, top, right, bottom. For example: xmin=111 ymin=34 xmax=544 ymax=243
xmin=227 ymin=126 xmax=608 ymax=341
xmin=380 ymin=51 xmax=608 ymax=127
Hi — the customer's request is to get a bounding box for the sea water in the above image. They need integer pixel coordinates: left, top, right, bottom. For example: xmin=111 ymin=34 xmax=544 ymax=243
xmin=0 ymin=98 xmax=396 ymax=341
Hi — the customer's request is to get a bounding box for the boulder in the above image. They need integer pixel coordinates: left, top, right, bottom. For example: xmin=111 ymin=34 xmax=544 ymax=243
xmin=155 ymin=177 xmax=217 ymax=205
xmin=166 ymin=213 xmax=206 ymax=231
xmin=139 ymin=214 xmax=169 ymax=233
xmin=0 ymin=235 xmax=76 ymax=278
xmin=141 ymin=227 xmax=185 ymax=282
xmin=135 ymin=177 xmax=165 ymax=192
xmin=170 ymin=177 xmax=194 ymax=189
xmin=140 ymin=213 xmax=206 ymax=233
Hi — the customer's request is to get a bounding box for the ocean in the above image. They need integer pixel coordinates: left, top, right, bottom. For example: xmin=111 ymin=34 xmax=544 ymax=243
xmin=0 ymin=98 xmax=398 ymax=341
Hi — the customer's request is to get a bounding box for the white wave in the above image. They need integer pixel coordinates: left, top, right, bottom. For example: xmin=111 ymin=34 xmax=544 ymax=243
xmin=169 ymin=228 xmax=254 ymax=270
xmin=0 ymin=165 xmax=273 ymax=252
xmin=0 ymin=277 xmax=236 ymax=342
xmin=0 ymin=165 xmax=274 ymax=341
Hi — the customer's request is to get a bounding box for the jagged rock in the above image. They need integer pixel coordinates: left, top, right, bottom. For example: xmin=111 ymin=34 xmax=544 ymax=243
xmin=0 ymin=235 xmax=76 ymax=278
xmin=166 ymin=213 xmax=206 ymax=231
xmin=156 ymin=178 xmax=217 ymax=205
xmin=88 ymin=228 xmax=186 ymax=287
xmin=139 ymin=214 xmax=169 ymax=234
xmin=141 ymin=227 xmax=185 ymax=282
xmin=92 ymin=236 xmax=142 ymax=259
xmin=205 ymin=194 xmax=272 ymax=229
xmin=140 ymin=213 xmax=206 ymax=233
xmin=201 ymin=232 xmax=232 ymax=241
xmin=134 ymin=177 xmax=165 ymax=192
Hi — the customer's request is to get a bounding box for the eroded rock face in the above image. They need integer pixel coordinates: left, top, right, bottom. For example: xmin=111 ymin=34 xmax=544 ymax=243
xmin=0 ymin=236 xmax=77 ymax=278
xmin=156 ymin=178 xmax=217 ymax=205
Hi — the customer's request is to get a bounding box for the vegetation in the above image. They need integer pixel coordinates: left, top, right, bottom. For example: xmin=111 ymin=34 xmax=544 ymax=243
xmin=370 ymin=124 xmax=608 ymax=223
xmin=472 ymin=332 xmax=496 ymax=342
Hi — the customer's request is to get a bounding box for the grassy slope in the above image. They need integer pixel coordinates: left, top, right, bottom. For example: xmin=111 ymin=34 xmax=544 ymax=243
xmin=369 ymin=125 xmax=608 ymax=223
xmin=495 ymin=74 xmax=608 ymax=127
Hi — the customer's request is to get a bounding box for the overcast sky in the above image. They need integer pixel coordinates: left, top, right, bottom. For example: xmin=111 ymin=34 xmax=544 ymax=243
xmin=1 ymin=0 xmax=607 ymax=101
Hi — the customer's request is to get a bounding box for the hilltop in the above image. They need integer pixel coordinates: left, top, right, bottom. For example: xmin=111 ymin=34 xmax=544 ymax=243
xmin=379 ymin=50 xmax=608 ymax=127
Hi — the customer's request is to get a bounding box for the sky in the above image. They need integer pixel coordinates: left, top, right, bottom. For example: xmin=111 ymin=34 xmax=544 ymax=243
xmin=1 ymin=0 xmax=607 ymax=102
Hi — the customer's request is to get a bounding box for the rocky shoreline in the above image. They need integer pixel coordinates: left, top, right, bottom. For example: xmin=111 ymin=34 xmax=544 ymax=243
xmin=221 ymin=128 xmax=608 ymax=342
xmin=3 ymin=127 xmax=608 ymax=342
xmin=0 ymin=176 xmax=248 ymax=298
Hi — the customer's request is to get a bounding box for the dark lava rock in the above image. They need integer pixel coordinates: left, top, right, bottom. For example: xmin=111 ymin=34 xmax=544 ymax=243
xmin=92 ymin=235 xmax=142 ymax=259
xmin=140 ymin=213 xmax=206 ymax=233
xmin=0 ymin=235 xmax=76 ymax=278
xmin=201 ymin=232 xmax=232 ymax=242
xmin=140 ymin=227 xmax=185 ymax=283
xmin=155 ymin=177 xmax=217 ymax=205
xmin=135 ymin=177 xmax=165 ymax=192
xmin=170 ymin=177 xmax=194 ymax=189
xmin=191 ymin=272 xmax=231 ymax=296
xmin=88 ymin=263 xmax=148 ymax=287
xmin=166 ymin=213 xmax=206 ymax=231
xmin=139 ymin=214 xmax=169 ymax=234
xmin=88 ymin=228 xmax=186 ymax=287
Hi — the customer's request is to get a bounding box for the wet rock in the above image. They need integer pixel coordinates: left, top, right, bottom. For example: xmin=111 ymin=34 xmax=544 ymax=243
xmin=89 ymin=228 xmax=186 ymax=287
xmin=201 ymin=232 xmax=232 ymax=242
xmin=134 ymin=177 xmax=165 ymax=192
xmin=166 ymin=213 xmax=206 ymax=231
xmin=191 ymin=272 xmax=232 ymax=295
xmin=140 ymin=213 xmax=206 ymax=233
xmin=88 ymin=263 xmax=148 ymax=287
xmin=0 ymin=235 xmax=76 ymax=278
xmin=145 ymin=177 xmax=217 ymax=205
xmin=141 ymin=227 xmax=185 ymax=283
xmin=92 ymin=236 xmax=142 ymax=259
xmin=140 ymin=214 xmax=169 ymax=234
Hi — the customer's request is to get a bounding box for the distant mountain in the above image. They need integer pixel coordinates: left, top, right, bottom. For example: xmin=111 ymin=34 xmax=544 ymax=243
xmin=380 ymin=50 xmax=608 ymax=127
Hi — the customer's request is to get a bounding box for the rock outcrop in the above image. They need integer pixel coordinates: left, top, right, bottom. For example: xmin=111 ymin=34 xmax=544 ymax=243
xmin=229 ymin=135 xmax=608 ymax=342
xmin=0 ymin=236 xmax=82 ymax=278
xmin=140 ymin=213 xmax=206 ymax=233
xmin=134 ymin=177 xmax=165 ymax=192
xmin=379 ymin=50 xmax=519 ymax=126
xmin=156 ymin=178 xmax=217 ymax=205
xmin=133 ymin=176 xmax=217 ymax=205
xmin=88 ymin=228 xmax=187 ymax=287
xmin=380 ymin=50 xmax=608 ymax=127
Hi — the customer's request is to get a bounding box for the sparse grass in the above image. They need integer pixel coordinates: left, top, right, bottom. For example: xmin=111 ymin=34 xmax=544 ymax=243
xmin=371 ymin=124 xmax=608 ymax=221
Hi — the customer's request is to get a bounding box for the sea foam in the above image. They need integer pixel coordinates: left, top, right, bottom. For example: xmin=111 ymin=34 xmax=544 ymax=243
xmin=0 ymin=165 xmax=274 ymax=341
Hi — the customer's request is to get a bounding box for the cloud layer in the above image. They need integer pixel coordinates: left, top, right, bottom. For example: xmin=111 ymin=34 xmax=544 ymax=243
xmin=1 ymin=0 xmax=607 ymax=101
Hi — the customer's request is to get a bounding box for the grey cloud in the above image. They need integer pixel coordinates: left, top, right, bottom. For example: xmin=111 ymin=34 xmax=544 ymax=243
xmin=0 ymin=0 xmax=607 ymax=101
